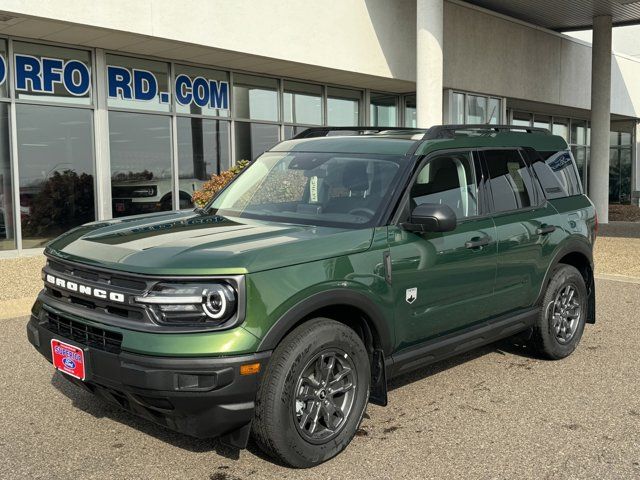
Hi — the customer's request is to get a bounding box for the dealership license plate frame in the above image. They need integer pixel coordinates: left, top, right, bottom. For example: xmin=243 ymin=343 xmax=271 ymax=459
xmin=51 ymin=339 xmax=86 ymax=381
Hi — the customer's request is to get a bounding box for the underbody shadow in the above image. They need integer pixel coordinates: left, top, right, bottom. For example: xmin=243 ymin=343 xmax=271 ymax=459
xmin=50 ymin=335 xmax=540 ymax=465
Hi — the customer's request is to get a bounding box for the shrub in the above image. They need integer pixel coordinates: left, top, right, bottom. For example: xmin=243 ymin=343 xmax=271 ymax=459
xmin=191 ymin=160 xmax=250 ymax=207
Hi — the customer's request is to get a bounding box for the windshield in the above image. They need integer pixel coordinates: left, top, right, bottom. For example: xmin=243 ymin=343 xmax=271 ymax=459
xmin=207 ymin=151 xmax=407 ymax=227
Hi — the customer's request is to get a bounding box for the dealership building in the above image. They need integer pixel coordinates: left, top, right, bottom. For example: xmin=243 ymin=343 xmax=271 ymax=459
xmin=0 ymin=0 xmax=639 ymax=257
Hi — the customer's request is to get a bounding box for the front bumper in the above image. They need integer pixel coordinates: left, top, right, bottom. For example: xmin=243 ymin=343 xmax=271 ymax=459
xmin=26 ymin=313 xmax=271 ymax=443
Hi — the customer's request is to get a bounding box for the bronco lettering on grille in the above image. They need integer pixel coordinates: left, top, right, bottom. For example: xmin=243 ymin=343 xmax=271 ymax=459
xmin=45 ymin=274 xmax=126 ymax=303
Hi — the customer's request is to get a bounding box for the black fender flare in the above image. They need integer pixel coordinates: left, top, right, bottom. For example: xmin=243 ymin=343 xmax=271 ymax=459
xmin=257 ymin=289 xmax=394 ymax=355
xmin=535 ymin=237 xmax=595 ymax=323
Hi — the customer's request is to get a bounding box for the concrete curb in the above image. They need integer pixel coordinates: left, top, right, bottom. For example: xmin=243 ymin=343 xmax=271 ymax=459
xmin=595 ymin=273 xmax=640 ymax=285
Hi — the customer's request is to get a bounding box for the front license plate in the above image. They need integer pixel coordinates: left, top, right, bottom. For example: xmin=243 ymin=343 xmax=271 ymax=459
xmin=51 ymin=339 xmax=86 ymax=381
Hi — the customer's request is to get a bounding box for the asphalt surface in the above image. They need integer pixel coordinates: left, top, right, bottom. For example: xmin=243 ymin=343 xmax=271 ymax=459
xmin=1 ymin=278 xmax=639 ymax=480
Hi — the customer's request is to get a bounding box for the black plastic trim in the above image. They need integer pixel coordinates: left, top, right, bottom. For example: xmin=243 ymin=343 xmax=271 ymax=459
xmin=27 ymin=314 xmax=270 ymax=441
xmin=257 ymin=289 xmax=394 ymax=355
xmin=534 ymin=238 xmax=596 ymax=324
xmin=387 ymin=308 xmax=538 ymax=378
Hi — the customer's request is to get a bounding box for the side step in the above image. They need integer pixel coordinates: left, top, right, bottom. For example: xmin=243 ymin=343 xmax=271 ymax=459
xmin=387 ymin=308 xmax=538 ymax=379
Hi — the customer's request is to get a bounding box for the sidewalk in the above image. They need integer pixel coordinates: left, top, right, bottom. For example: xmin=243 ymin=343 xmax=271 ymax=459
xmin=1 ymin=222 xmax=639 ymax=320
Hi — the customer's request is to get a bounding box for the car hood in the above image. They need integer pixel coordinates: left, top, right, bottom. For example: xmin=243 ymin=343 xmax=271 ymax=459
xmin=45 ymin=211 xmax=375 ymax=275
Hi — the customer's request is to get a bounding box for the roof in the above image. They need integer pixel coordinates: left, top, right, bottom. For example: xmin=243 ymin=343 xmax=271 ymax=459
xmin=465 ymin=0 xmax=640 ymax=31
xmin=270 ymin=127 xmax=569 ymax=157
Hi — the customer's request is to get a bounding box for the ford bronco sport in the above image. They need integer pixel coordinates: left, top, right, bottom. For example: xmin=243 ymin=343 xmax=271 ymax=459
xmin=27 ymin=125 xmax=596 ymax=467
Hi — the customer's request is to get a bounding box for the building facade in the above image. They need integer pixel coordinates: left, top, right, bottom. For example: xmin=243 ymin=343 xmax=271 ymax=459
xmin=0 ymin=0 xmax=638 ymax=256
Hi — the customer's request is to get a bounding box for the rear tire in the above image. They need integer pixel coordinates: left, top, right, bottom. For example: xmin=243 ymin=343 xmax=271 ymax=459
xmin=252 ymin=318 xmax=370 ymax=468
xmin=532 ymin=264 xmax=587 ymax=359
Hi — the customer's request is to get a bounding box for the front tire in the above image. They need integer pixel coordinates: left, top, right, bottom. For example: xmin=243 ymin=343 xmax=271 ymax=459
xmin=252 ymin=318 xmax=370 ymax=468
xmin=532 ymin=264 xmax=587 ymax=359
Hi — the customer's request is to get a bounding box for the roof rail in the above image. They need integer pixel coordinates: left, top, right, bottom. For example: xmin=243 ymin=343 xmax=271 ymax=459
xmin=423 ymin=124 xmax=551 ymax=140
xmin=292 ymin=126 xmax=426 ymax=139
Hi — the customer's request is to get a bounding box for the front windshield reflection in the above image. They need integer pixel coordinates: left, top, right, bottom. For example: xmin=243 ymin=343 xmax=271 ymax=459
xmin=209 ymin=152 xmax=405 ymax=228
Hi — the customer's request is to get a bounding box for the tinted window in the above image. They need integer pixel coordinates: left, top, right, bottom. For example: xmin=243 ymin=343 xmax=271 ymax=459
xmin=529 ymin=150 xmax=583 ymax=199
xmin=411 ymin=152 xmax=478 ymax=219
xmin=484 ymin=150 xmax=535 ymax=212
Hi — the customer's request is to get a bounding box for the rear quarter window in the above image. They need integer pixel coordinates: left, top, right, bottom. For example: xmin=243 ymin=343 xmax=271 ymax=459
xmin=527 ymin=150 xmax=583 ymax=199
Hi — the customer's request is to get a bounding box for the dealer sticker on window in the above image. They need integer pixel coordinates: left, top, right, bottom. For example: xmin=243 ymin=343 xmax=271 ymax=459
xmin=51 ymin=339 xmax=86 ymax=381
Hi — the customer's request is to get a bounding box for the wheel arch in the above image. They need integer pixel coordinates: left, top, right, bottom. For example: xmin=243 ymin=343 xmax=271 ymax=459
xmin=257 ymin=289 xmax=394 ymax=356
xmin=536 ymin=238 xmax=595 ymax=324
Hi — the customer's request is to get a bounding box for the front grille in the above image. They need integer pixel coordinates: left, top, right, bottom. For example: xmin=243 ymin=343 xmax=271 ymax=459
xmin=45 ymin=260 xmax=147 ymax=322
xmin=44 ymin=311 xmax=123 ymax=354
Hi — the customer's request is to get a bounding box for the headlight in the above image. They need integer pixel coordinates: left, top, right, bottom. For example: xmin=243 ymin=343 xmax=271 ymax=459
xmin=135 ymin=282 xmax=237 ymax=326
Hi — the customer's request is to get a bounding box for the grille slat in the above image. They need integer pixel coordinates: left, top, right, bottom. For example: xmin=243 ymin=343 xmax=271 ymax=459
xmin=44 ymin=312 xmax=123 ymax=354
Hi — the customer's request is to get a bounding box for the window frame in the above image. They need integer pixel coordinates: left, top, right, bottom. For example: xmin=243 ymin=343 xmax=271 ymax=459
xmin=478 ymin=147 xmax=545 ymax=216
xmin=392 ymin=148 xmax=489 ymax=226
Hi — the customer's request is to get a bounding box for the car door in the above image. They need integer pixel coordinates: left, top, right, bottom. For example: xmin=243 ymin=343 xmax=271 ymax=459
xmin=481 ymin=148 xmax=560 ymax=316
xmin=388 ymin=150 xmax=498 ymax=351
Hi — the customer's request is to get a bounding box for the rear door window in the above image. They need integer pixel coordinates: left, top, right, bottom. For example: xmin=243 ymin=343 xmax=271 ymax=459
xmin=527 ymin=150 xmax=583 ymax=199
xmin=483 ymin=149 xmax=537 ymax=213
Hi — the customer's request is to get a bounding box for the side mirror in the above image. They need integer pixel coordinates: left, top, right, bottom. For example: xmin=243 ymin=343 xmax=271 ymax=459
xmin=402 ymin=203 xmax=457 ymax=233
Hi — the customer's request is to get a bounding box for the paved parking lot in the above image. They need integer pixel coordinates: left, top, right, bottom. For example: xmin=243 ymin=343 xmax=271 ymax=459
xmin=1 ymin=277 xmax=639 ymax=480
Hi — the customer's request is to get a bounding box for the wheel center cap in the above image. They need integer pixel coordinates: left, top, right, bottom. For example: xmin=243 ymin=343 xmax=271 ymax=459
xmin=318 ymin=389 xmax=327 ymax=399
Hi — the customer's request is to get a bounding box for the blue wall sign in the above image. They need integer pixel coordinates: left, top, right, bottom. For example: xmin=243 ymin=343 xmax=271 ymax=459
xmin=0 ymin=55 xmax=6 ymax=86
xmin=108 ymin=65 xmax=229 ymax=110
xmin=0 ymin=52 xmax=230 ymax=110
xmin=174 ymin=74 xmax=228 ymax=110
xmin=14 ymin=54 xmax=91 ymax=96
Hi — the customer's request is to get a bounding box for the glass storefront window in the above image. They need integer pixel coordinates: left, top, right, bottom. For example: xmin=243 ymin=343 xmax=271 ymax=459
xmin=0 ymin=103 xmax=13 ymax=251
xmin=233 ymin=74 xmax=278 ymax=122
xmin=109 ymin=111 xmax=173 ymax=217
xmin=534 ymin=115 xmax=551 ymax=130
xmin=234 ymin=122 xmax=279 ymax=161
xmin=370 ymin=93 xmax=397 ymax=127
xmin=283 ymin=81 xmax=322 ymax=125
xmin=487 ymin=98 xmax=501 ymax=124
xmin=571 ymin=146 xmax=587 ymax=185
xmin=571 ymin=120 xmax=587 ymax=145
xmin=451 ymin=93 xmax=464 ymax=124
xmin=14 ymin=42 xmax=92 ymax=106
xmin=512 ymin=111 xmax=532 ymax=127
xmin=552 ymin=118 xmax=569 ymax=141
xmin=174 ymin=65 xmax=229 ymax=117
xmin=327 ymin=87 xmax=361 ymax=126
xmin=177 ymin=117 xmax=230 ymax=208
xmin=284 ymin=125 xmax=309 ymax=140
xmin=0 ymin=40 xmax=8 ymax=98
xmin=106 ymin=54 xmax=170 ymax=113
xmin=466 ymin=95 xmax=486 ymax=124
xmin=404 ymin=95 xmax=416 ymax=128
xmin=17 ymin=104 xmax=95 ymax=247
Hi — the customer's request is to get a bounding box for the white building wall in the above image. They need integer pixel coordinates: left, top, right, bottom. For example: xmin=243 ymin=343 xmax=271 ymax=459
xmin=443 ymin=0 xmax=640 ymax=118
xmin=0 ymin=0 xmax=417 ymax=82
xmin=1 ymin=0 xmax=640 ymax=116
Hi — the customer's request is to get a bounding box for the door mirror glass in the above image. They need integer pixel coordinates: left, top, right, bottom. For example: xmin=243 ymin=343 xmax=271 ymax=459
xmin=403 ymin=203 xmax=457 ymax=233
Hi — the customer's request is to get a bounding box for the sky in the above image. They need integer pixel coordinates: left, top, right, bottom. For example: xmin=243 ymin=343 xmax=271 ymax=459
xmin=566 ymin=25 xmax=640 ymax=60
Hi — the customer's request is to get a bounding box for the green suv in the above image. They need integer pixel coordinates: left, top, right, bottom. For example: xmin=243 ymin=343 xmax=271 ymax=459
xmin=27 ymin=125 xmax=596 ymax=467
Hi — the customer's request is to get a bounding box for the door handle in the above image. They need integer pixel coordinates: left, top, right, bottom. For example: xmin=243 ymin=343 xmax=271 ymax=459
xmin=465 ymin=236 xmax=491 ymax=249
xmin=536 ymin=225 xmax=556 ymax=235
